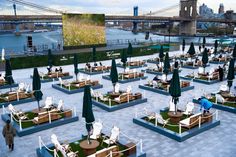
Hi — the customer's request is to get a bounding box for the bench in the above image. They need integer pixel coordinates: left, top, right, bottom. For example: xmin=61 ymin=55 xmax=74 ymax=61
xmin=181 ymin=81 xmax=190 ymax=88
xmin=114 ymin=93 xmax=135 ymax=104
xmin=33 ymin=112 xmax=61 ymax=125
xmin=180 ymin=113 xmax=205 ymax=129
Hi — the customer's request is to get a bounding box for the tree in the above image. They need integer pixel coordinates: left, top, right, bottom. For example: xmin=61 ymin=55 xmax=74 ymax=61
xmin=202 ymin=48 xmax=209 ymax=74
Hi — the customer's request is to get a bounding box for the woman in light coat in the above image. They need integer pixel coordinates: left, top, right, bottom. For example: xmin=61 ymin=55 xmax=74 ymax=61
xmin=2 ymin=120 xmax=16 ymax=151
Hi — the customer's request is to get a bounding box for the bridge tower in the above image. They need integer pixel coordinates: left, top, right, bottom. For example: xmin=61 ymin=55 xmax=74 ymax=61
xmin=13 ymin=3 xmax=21 ymax=36
xmin=179 ymin=0 xmax=197 ymax=35
xmin=132 ymin=6 xmax=138 ymax=33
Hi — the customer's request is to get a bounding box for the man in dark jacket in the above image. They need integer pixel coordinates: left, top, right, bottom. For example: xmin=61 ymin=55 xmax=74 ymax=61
xmin=2 ymin=120 xmax=16 ymax=151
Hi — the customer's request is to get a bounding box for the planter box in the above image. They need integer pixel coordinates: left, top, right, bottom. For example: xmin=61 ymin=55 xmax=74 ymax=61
xmin=180 ymin=76 xmax=225 ymax=85
xmin=209 ymin=61 xmax=226 ymax=64
xmin=102 ymin=75 xmax=148 ymax=84
xmin=116 ymin=63 xmax=147 ymax=69
xmin=139 ymin=85 xmax=194 ymax=95
xmin=141 ymin=69 xmax=182 ymax=76
xmin=52 ymin=84 xmax=103 ymax=94
xmin=133 ymin=114 xmax=220 ymax=142
xmin=30 ymin=75 xmax=73 ymax=83
xmin=0 ymin=83 xmax=18 ymax=90
xmin=92 ymin=98 xmax=147 ymax=112
xmin=181 ymin=64 xmax=210 ymax=69
xmin=36 ymin=137 xmax=146 ymax=157
xmin=146 ymin=60 xmax=159 ymax=64
xmin=1 ymin=113 xmax=79 ymax=137
xmin=0 ymin=97 xmax=35 ymax=108
xmin=78 ymin=68 xmax=110 ymax=75
xmin=193 ymin=99 xmax=236 ymax=114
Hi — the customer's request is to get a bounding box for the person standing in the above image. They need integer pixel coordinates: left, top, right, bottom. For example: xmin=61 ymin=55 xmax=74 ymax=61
xmin=2 ymin=120 xmax=16 ymax=151
xmin=198 ymin=98 xmax=213 ymax=114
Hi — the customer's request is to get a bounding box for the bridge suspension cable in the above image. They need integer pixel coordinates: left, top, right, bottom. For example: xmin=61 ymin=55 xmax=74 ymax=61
xmin=5 ymin=0 xmax=64 ymax=14
xmin=143 ymin=3 xmax=179 ymax=16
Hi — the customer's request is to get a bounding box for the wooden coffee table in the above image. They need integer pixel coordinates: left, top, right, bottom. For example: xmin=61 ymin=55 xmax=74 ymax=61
xmin=168 ymin=112 xmax=183 ymax=124
xmin=79 ymin=140 xmax=100 ymax=156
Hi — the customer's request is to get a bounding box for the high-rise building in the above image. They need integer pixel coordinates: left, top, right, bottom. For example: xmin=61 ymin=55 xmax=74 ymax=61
xmin=199 ymin=3 xmax=214 ymax=17
xmin=218 ymin=3 xmax=224 ymax=14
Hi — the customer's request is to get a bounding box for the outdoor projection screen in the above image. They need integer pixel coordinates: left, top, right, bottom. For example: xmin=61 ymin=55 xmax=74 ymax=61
xmin=62 ymin=13 xmax=106 ymax=49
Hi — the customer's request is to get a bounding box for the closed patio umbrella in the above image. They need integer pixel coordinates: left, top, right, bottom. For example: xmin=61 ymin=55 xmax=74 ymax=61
xmin=121 ymin=49 xmax=127 ymax=72
xmin=182 ymin=39 xmax=185 ymax=53
xmin=163 ymin=52 xmax=170 ymax=80
xmin=227 ymin=59 xmax=235 ymax=92
xmin=203 ymin=37 xmax=206 ymax=48
xmin=5 ymin=59 xmax=14 ymax=91
xmin=187 ymin=42 xmax=196 ymax=57
xmin=214 ymin=40 xmax=218 ymax=56
xmin=169 ymin=68 xmax=181 ymax=114
xmin=233 ymin=44 xmax=236 ymax=59
xmin=73 ymin=54 xmax=79 ymax=81
xmin=202 ymin=48 xmax=209 ymax=74
xmin=32 ymin=68 xmax=43 ymax=110
xmin=110 ymin=58 xmax=118 ymax=92
xmin=48 ymin=49 xmax=53 ymax=68
xmin=159 ymin=45 xmax=165 ymax=64
xmin=82 ymin=85 xmax=95 ymax=144
xmin=127 ymin=42 xmax=133 ymax=61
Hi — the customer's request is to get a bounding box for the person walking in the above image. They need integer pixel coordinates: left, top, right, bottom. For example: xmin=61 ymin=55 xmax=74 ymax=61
xmin=2 ymin=120 xmax=16 ymax=151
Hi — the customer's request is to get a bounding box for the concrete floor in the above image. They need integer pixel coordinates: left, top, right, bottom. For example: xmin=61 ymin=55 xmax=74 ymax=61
xmin=0 ymin=50 xmax=235 ymax=157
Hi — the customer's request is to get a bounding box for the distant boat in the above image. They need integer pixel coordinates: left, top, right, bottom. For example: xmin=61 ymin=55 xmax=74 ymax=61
xmin=33 ymin=29 xmax=49 ymax=33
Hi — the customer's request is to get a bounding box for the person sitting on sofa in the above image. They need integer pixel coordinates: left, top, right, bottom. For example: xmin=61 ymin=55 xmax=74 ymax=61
xmin=55 ymin=68 xmax=59 ymax=72
xmin=153 ymin=75 xmax=160 ymax=82
xmin=59 ymin=67 xmax=63 ymax=73
xmin=99 ymin=62 xmax=103 ymax=66
xmin=198 ymin=97 xmax=213 ymax=114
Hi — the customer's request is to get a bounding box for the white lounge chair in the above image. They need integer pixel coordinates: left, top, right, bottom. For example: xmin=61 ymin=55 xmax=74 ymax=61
xmin=51 ymin=134 xmax=78 ymax=157
xmin=144 ymin=108 xmax=156 ymax=121
xmin=8 ymin=104 xmax=27 ymax=120
xmin=161 ymin=74 xmax=167 ymax=81
xmin=152 ymin=81 xmax=158 ymax=88
xmin=98 ymin=93 xmax=108 ymax=102
xmin=102 ymin=126 xmax=120 ymax=147
xmin=155 ymin=114 xmax=169 ymax=127
xmin=90 ymin=122 xmax=103 ymax=139
xmin=114 ymin=83 xmax=120 ymax=93
xmin=44 ymin=97 xmax=53 ymax=109
xmin=126 ymin=85 xmax=132 ymax=93
xmin=183 ymin=102 xmax=195 ymax=116
xmin=78 ymin=74 xmax=84 ymax=81
xmin=51 ymin=99 xmax=64 ymax=112
xmin=125 ymin=67 xmax=130 ymax=73
xmin=18 ymin=83 xmax=25 ymax=91
xmin=219 ymin=85 xmax=228 ymax=92
xmin=198 ymin=67 xmax=204 ymax=74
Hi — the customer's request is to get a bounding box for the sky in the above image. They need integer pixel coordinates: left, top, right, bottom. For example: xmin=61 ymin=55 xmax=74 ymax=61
xmin=0 ymin=0 xmax=236 ymax=16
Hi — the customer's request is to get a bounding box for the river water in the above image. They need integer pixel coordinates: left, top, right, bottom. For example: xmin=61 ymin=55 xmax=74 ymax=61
xmin=0 ymin=28 xmax=234 ymax=54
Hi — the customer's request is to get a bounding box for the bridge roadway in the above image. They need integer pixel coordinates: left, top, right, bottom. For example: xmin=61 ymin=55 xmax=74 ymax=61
xmin=0 ymin=15 xmax=236 ymax=24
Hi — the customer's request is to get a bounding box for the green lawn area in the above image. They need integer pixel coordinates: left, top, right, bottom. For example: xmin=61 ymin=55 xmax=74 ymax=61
xmin=208 ymin=97 xmax=236 ymax=108
xmin=48 ymin=136 xmax=128 ymax=157
xmin=142 ymin=110 xmax=189 ymax=133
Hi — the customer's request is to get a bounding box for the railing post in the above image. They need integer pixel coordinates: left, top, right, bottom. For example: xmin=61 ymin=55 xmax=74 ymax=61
xmin=109 ymin=99 xmax=111 ymax=107
xmin=179 ymin=124 xmax=182 ymax=135
xmin=140 ymin=139 xmax=143 ymax=153
xmin=216 ymin=110 xmax=218 ymax=120
xmin=215 ymin=95 xmax=217 ymax=104
xmin=198 ymin=116 xmax=201 ymax=128
xmin=128 ymin=94 xmax=130 ymax=103
xmin=122 ymin=74 xmax=124 ymax=81
xmin=19 ymin=119 xmax=22 ymax=131
xmin=2 ymin=105 xmax=5 ymax=114
xmin=69 ymin=84 xmax=71 ymax=91
xmin=74 ymin=107 xmax=76 ymax=117
xmin=39 ymin=136 xmax=42 ymax=150
xmin=49 ymin=112 xmax=51 ymax=123
xmin=17 ymin=92 xmax=19 ymax=101
xmin=155 ymin=113 xmax=157 ymax=126
xmin=110 ymin=151 xmax=112 ymax=157
xmin=54 ymin=149 xmax=57 ymax=157
xmin=11 ymin=113 xmax=13 ymax=122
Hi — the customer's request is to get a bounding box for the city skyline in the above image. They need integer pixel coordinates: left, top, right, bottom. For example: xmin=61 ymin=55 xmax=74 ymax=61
xmin=0 ymin=0 xmax=235 ymax=15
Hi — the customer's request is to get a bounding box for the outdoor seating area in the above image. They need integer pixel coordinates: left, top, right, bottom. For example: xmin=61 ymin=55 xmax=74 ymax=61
xmin=139 ymin=78 xmax=194 ymax=95
xmin=31 ymin=71 xmax=73 ymax=83
xmin=52 ymin=76 xmax=103 ymax=94
xmin=102 ymin=69 xmax=147 ymax=84
xmin=209 ymin=54 xmax=231 ymax=64
xmin=0 ymin=83 xmax=35 ymax=108
xmin=1 ymin=98 xmax=79 ymax=136
xmin=133 ymin=103 xmax=220 ymax=142
xmin=92 ymin=84 xmax=147 ymax=112
xmin=78 ymin=63 xmax=111 ymax=75
xmin=193 ymin=85 xmax=236 ymax=114
xmin=117 ymin=60 xmax=147 ymax=69
xmin=180 ymin=67 xmax=223 ymax=84
xmin=181 ymin=59 xmax=207 ymax=69
xmin=144 ymin=64 xmax=181 ymax=75
xmin=36 ymin=122 xmax=145 ymax=157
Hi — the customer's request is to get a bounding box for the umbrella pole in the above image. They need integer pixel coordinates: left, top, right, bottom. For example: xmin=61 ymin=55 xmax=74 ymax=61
xmin=37 ymin=101 xmax=40 ymax=111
